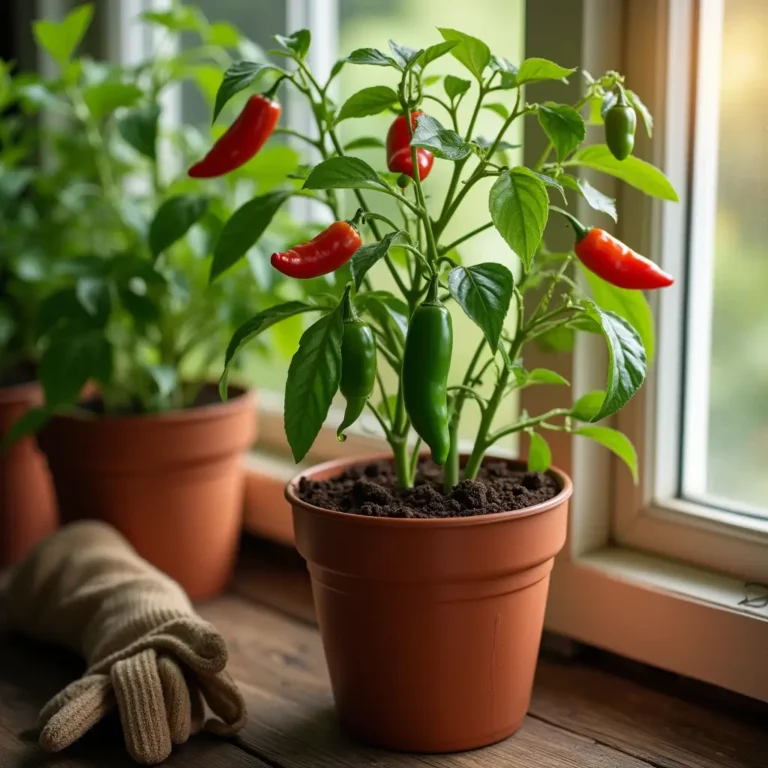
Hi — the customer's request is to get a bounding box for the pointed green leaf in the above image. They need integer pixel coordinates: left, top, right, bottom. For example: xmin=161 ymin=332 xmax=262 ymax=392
xmin=417 ymin=40 xmax=459 ymax=68
xmin=118 ymin=104 xmax=160 ymax=160
xmin=411 ymin=114 xmax=473 ymax=161
xmin=274 ymin=29 xmax=311 ymax=59
xmin=343 ymin=136 xmax=385 ymax=151
xmin=33 ymin=4 xmax=93 ymax=68
xmin=388 ymin=40 xmax=420 ymax=69
xmin=567 ymin=145 xmax=678 ymax=202
xmin=489 ymin=167 xmax=549 ymax=269
xmin=212 ymin=61 xmax=272 ymax=123
xmin=220 ymin=301 xmax=325 ymax=397
xmin=83 ymin=83 xmax=142 ymax=120
xmin=437 ymin=28 xmax=491 ymax=81
xmin=448 ymin=263 xmax=513 ymax=353
xmin=527 ymin=368 xmax=570 ymax=386
xmin=210 ymin=190 xmax=291 ymax=281
xmin=584 ymin=300 xmax=647 ymax=421
xmin=149 ymin=196 xmax=210 ymax=259
xmin=350 ymin=231 xmax=409 ymax=290
xmin=527 ymin=431 xmax=552 ymax=472
xmin=444 ymin=75 xmax=471 ymax=101
xmin=284 ymin=308 xmax=345 ymax=462
xmin=345 ymin=48 xmax=398 ymax=67
xmin=575 ymin=425 xmax=638 ymax=483
xmin=2 ymin=407 xmax=51 ymax=447
xmin=337 ymin=86 xmax=399 ymax=122
xmin=627 ymin=90 xmax=653 ymax=137
xmin=516 ymin=57 xmax=576 ymax=85
xmin=561 ymin=175 xmax=617 ymax=222
xmin=537 ymin=102 xmax=586 ymax=162
xmin=572 ymin=390 xmax=606 ymax=421
xmin=303 ymin=156 xmax=389 ymax=192
xmin=483 ymin=102 xmax=509 ymax=119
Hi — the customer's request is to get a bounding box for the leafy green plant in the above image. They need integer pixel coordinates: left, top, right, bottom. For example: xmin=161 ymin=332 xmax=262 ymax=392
xmin=4 ymin=4 xmax=327 ymax=437
xmin=207 ymin=29 xmax=678 ymax=490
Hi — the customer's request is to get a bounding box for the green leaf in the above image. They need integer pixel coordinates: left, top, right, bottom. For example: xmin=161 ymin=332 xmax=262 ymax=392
xmin=388 ymin=40 xmax=420 ymax=69
xmin=490 ymin=56 xmax=518 ymax=88
xmin=584 ymin=300 xmax=647 ymax=421
xmin=568 ymin=145 xmax=678 ymax=202
xmin=210 ymin=190 xmax=291 ymax=281
xmin=444 ymin=75 xmax=471 ymax=101
xmin=536 ymin=325 xmax=574 ymax=352
xmin=561 ymin=175 xmax=617 ymax=222
xmin=417 ymin=40 xmax=459 ymax=68
xmin=350 ymin=231 xmax=409 ymax=290
xmin=75 ymin=277 xmax=111 ymax=323
xmin=526 ymin=368 xmax=570 ymax=386
xmin=530 ymin=171 xmax=566 ymax=201
xmin=626 ymin=90 xmax=653 ymax=137
xmin=117 ymin=104 xmax=160 ymax=160
xmin=206 ymin=21 xmax=241 ymax=47
xmin=424 ymin=75 xmax=442 ymax=86
xmin=572 ymin=390 xmax=606 ymax=421
xmin=411 ymin=114 xmax=474 ymax=161
xmin=582 ymin=268 xmax=655 ymax=360
xmin=303 ymin=156 xmax=389 ymax=193
xmin=343 ymin=136 xmax=385 ymax=151
xmin=575 ymin=425 xmax=638 ymax=483
xmin=39 ymin=332 xmax=112 ymax=409
xmin=355 ymin=292 xmax=408 ymax=341
xmin=212 ymin=61 xmax=271 ymax=123
xmin=489 ymin=167 xmax=549 ymax=270
xmin=274 ymin=29 xmax=311 ymax=59
xmin=336 ymin=86 xmax=399 ymax=122
xmin=516 ymin=57 xmax=576 ymax=85
xmin=36 ymin=288 xmax=91 ymax=336
xmin=284 ymin=308 xmax=344 ymax=462
xmin=438 ymin=28 xmax=491 ymax=81
xmin=527 ymin=431 xmax=552 ymax=473
xmin=148 ymin=365 xmax=178 ymax=400
xmin=447 ymin=263 xmax=513 ymax=353
xmin=345 ymin=48 xmax=397 ymax=67
xmin=83 ymin=83 xmax=142 ymax=120
xmin=33 ymin=4 xmax=93 ymax=68
xmin=537 ymin=102 xmax=586 ymax=162
xmin=119 ymin=286 xmax=159 ymax=326
xmin=220 ymin=301 xmax=325 ymax=396
xmin=149 ymin=196 xmax=209 ymax=260
xmin=141 ymin=7 xmax=204 ymax=32
xmin=483 ymin=103 xmax=509 ymax=120
xmin=2 ymin=407 xmax=51 ymax=447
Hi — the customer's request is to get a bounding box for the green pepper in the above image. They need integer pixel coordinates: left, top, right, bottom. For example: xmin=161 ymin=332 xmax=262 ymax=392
xmin=604 ymin=88 xmax=637 ymax=161
xmin=337 ymin=287 xmax=377 ymax=442
xmin=402 ymin=277 xmax=452 ymax=465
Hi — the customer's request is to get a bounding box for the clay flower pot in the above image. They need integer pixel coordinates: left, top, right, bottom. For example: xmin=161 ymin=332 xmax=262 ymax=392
xmin=39 ymin=388 xmax=256 ymax=601
xmin=0 ymin=381 xmax=58 ymax=567
xmin=287 ymin=454 xmax=572 ymax=753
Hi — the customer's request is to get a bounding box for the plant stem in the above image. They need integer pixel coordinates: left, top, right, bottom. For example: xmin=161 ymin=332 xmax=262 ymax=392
xmin=487 ymin=407 xmax=571 ymax=444
xmin=439 ymin=221 xmax=494 ymax=254
xmin=392 ymin=436 xmax=411 ymax=489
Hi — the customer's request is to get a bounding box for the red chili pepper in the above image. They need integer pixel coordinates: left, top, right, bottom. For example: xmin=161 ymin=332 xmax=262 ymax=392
xmin=386 ymin=112 xmax=434 ymax=181
xmin=188 ymin=94 xmax=281 ymax=179
xmin=562 ymin=211 xmax=673 ymax=289
xmin=270 ymin=220 xmax=362 ymax=279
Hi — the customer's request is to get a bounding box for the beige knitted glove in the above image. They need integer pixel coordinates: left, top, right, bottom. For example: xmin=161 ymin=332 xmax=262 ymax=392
xmin=5 ymin=521 xmax=247 ymax=765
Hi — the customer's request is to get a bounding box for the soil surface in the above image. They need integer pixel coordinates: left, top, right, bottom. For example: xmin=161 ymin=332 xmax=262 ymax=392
xmin=298 ymin=459 xmax=560 ymax=519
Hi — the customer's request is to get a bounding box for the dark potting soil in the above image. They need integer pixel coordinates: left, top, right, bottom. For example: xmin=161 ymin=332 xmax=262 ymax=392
xmin=297 ymin=459 xmax=560 ymax=519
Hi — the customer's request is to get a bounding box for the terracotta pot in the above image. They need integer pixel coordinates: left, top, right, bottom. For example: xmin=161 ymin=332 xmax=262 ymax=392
xmin=287 ymin=454 xmax=572 ymax=753
xmin=39 ymin=388 xmax=257 ymax=601
xmin=0 ymin=381 xmax=59 ymax=567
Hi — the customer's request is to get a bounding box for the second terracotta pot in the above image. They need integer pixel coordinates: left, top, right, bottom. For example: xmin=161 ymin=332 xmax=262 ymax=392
xmin=287 ymin=454 xmax=572 ymax=753
xmin=39 ymin=388 xmax=256 ymax=601
xmin=0 ymin=380 xmax=58 ymax=568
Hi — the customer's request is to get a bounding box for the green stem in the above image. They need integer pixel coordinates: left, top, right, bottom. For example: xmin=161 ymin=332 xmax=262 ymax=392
xmin=487 ymin=408 xmax=571 ymax=444
xmin=392 ymin=437 xmax=411 ymax=489
xmin=439 ymin=221 xmax=494 ymax=254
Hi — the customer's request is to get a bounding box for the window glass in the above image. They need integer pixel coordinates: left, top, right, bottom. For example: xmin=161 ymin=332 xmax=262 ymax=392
xmin=702 ymin=0 xmax=768 ymax=513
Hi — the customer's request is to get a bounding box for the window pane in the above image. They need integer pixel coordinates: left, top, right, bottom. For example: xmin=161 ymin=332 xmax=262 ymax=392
xmin=702 ymin=0 xmax=768 ymax=513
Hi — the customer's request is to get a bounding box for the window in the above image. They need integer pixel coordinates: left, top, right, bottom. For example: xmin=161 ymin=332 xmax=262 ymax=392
xmin=610 ymin=0 xmax=768 ymax=585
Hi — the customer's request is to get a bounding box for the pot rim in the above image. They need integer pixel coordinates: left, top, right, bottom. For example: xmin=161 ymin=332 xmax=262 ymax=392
xmin=46 ymin=385 xmax=256 ymax=426
xmin=285 ymin=452 xmax=573 ymax=528
xmin=0 ymin=378 xmax=42 ymax=405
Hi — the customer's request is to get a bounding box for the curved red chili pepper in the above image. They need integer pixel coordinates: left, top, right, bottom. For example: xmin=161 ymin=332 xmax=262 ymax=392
xmin=188 ymin=94 xmax=281 ymax=179
xmin=562 ymin=211 xmax=673 ymax=290
xmin=386 ymin=112 xmax=434 ymax=181
xmin=270 ymin=221 xmax=362 ymax=279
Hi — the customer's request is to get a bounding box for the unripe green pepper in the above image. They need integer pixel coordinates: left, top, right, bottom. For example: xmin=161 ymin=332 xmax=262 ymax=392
xmin=604 ymin=89 xmax=637 ymax=161
xmin=337 ymin=287 xmax=377 ymax=442
xmin=402 ymin=277 xmax=453 ymax=465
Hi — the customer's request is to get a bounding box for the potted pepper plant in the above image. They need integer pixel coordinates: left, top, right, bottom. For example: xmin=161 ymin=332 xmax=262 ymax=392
xmin=0 ymin=67 xmax=59 ymax=566
xmin=202 ymin=27 xmax=676 ymax=749
xmin=7 ymin=4 xmax=328 ymax=599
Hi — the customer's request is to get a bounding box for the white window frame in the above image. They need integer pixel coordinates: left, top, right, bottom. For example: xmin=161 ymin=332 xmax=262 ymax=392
xmin=103 ymin=0 xmax=768 ymax=703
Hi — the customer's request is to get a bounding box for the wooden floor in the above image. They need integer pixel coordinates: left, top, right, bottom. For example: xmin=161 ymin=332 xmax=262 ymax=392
xmin=1 ymin=539 xmax=767 ymax=768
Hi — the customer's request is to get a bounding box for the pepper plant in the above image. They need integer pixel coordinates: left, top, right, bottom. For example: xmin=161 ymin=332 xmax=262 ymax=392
xmin=210 ymin=28 xmax=678 ymax=490
xmin=7 ymin=4 xmax=325 ymax=438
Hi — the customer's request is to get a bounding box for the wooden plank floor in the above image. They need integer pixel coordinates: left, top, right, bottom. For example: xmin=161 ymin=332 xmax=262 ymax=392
xmin=1 ymin=539 xmax=767 ymax=768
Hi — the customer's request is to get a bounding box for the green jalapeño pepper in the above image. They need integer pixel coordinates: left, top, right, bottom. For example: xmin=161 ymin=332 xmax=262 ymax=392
xmin=402 ymin=277 xmax=453 ymax=465
xmin=337 ymin=287 xmax=377 ymax=442
xmin=604 ymin=88 xmax=637 ymax=161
